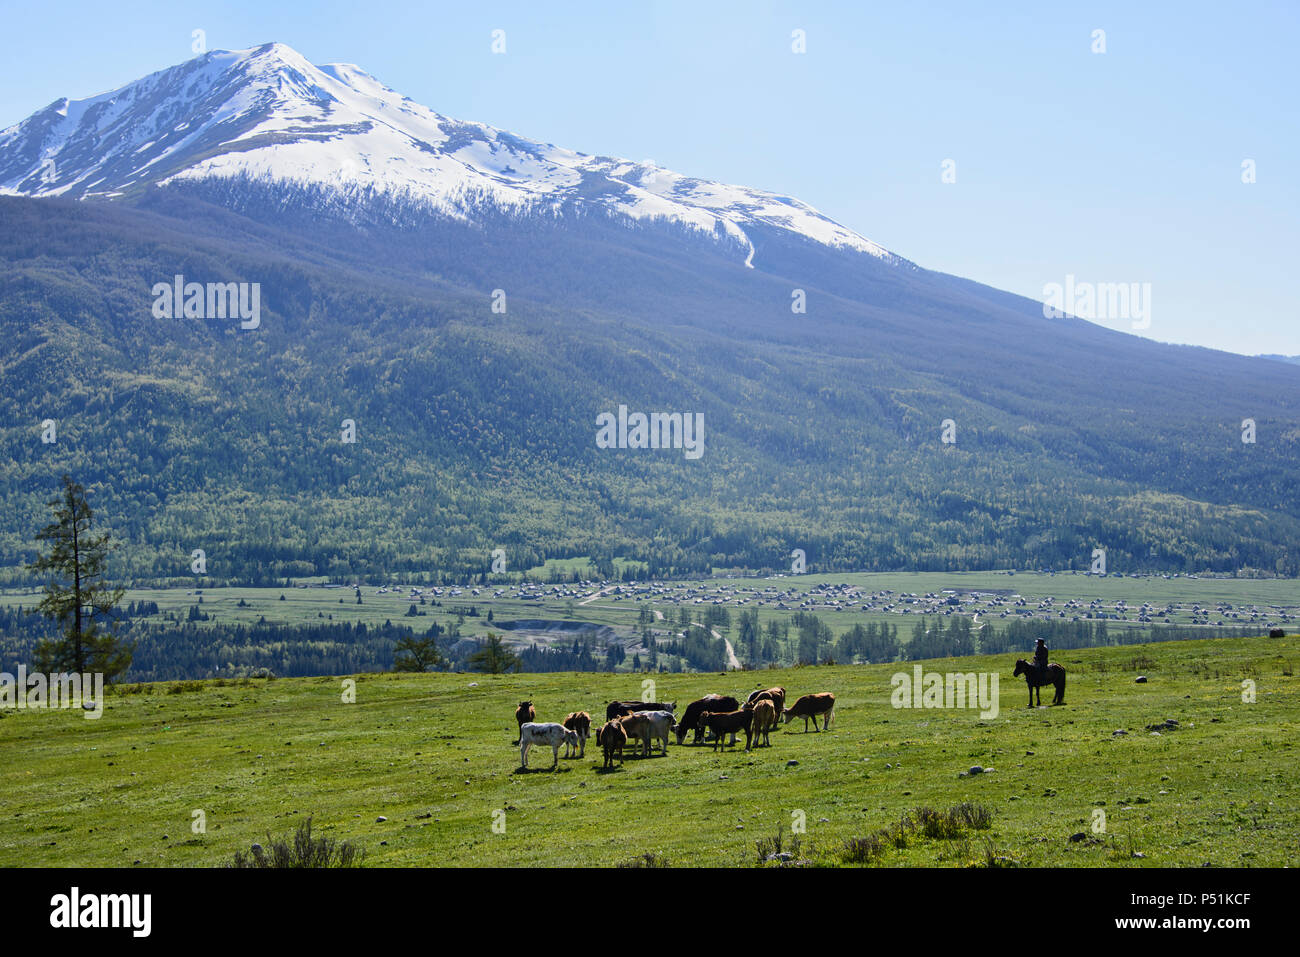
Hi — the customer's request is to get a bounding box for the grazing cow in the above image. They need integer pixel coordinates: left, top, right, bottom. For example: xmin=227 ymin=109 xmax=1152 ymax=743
xmin=599 ymin=721 xmax=627 ymax=769
xmin=514 ymin=700 xmax=535 ymax=744
xmin=782 ymin=692 xmax=835 ymax=732
xmin=618 ymin=710 xmax=674 ymax=757
xmin=747 ymin=700 xmax=777 ymax=750
xmin=519 ymin=722 xmax=579 ymax=770
xmin=746 ymin=686 xmax=786 ymax=722
xmin=563 ymin=711 xmax=591 ymax=757
xmin=606 ymin=700 xmax=677 ymax=722
xmin=699 ymin=709 xmax=754 ymax=752
xmin=675 ymin=695 xmax=740 ymax=745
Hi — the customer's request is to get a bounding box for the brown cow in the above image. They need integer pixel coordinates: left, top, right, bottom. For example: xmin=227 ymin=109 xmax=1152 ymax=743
xmin=598 ymin=721 xmax=627 ymax=769
xmin=617 ymin=710 xmax=673 ymax=757
xmin=782 ymin=692 xmax=835 ymax=732
xmin=514 ymin=700 xmax=535 ymax=744
xmin=699 ymin=709 xmax=754 ymax=752
xmin=746 ymin=699 xmax=777 ymax=749
xmin=563 ymin=711 xmax=591 ymax=758
xmin=746 ymin=686 xmax=786 ymax=722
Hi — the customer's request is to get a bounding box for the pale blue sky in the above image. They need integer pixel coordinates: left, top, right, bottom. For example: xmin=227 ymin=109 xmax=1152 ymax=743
xmin=2 ymin=1 xmax=1296 ymax=355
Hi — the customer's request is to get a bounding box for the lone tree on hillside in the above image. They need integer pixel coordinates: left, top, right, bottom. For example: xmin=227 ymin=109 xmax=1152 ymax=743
xmin=27 ymin=474 xmax=132 ymax=680
xmin=467 ymin=633 xmax=520 ymax=674
xmin=393 ymin=626 xmax=445 ymax=672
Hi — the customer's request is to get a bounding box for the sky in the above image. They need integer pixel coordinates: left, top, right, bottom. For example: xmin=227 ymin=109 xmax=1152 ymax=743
xmin=1 ymin=0 xmax=1296 ymax=355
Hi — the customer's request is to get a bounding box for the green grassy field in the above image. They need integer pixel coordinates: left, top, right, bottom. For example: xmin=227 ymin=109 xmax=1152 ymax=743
xmin=2 ymin=634 xmax=1296 ymax=867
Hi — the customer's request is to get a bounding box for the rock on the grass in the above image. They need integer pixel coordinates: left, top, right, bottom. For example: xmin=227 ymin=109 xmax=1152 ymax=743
xmin=376 ymin=816 xmax=388 ymax=823
xmin=1135 ymin=675 xmax=1148 ymax=683
xmin=1112 ymin=729 xmax=1128 ymax=736
xmin=969 ymin=765 xmax=985 ymax=775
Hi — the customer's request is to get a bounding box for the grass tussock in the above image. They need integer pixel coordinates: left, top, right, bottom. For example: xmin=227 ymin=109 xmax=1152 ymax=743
xmin=228 ymin=817 xmax=365 ymax=868
xmin=755 ymin=828 xmax=803 ymax=865
xmin=841 ymin=803 xmax=995 ymax=865
xmin=166 ymin=680 xmax=206 ymax=695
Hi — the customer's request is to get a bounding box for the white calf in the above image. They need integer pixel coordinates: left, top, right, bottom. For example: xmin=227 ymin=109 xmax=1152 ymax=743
xmin=519 ymin=722 xmax=579 ymax=769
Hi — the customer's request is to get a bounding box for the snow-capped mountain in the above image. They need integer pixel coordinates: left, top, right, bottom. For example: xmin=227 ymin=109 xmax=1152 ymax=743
xmin=0 ymin=42 xmax=900 ymax=269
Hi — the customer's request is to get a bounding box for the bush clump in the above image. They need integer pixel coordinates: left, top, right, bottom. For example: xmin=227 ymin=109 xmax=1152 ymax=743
xmin=229 ymin=817 xmax=365 ymax=868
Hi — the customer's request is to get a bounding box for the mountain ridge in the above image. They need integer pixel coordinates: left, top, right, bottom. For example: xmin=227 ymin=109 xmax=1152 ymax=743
xmin=0 ymin=42 xmax=903 ymax=271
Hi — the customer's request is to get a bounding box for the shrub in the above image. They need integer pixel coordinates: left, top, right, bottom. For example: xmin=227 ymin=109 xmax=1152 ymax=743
xmin=916 ymin=806 xmax=964 ymax=840
xmin=755 ymin=828 xmax=802 ymax=865
xmin=976 ymin=836 xmax=1019 ymax=868
xmin=842 ymin=804 xmax=996 ymax=864
xmin=228 ymin=817 xmax=365 ymax=868
xmin=950 ymin=801 xmax=993 ymax=830
xmin=618 ymin=852 xmax=669 ymax=868
xmin=841 ymin=834 xmax=886 ymax=863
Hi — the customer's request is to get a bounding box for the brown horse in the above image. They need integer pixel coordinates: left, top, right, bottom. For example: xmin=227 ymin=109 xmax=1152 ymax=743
xmin=1013 ymin=659 xmax=1066 ymax=706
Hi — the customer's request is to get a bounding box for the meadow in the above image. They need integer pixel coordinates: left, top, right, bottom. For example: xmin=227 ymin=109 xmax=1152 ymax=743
xmin=2 ymin=634 xmax=1295 ymax=867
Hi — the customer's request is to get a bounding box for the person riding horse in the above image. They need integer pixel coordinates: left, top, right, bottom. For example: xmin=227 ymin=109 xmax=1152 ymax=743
xmin=1033 ymin=639 xmax=1049 ymax=680
xmin=1013 ymin=639 xmax=1066 ymax=706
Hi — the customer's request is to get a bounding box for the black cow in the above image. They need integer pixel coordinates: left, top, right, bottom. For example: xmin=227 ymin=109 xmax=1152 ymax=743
xmin=605 ymin=699 xmax=676 ymax=723
xmin=675 ymin=695 xmax=740 ymax=745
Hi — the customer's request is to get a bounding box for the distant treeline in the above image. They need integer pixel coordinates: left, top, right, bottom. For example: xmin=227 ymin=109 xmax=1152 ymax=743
xmin=0 ymin=605 xmax=409 ymax=681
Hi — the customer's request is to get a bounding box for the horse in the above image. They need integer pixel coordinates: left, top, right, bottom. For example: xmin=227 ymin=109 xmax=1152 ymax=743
xmin=1013 ymin=659 xmax=1066 ymax=706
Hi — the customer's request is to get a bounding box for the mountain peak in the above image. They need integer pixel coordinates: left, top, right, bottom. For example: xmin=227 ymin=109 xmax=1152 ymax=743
xmin=0 ymin=42 xmax=901 ymax=267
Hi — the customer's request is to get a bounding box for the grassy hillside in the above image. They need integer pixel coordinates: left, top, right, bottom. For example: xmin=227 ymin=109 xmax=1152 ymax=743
xmin=2 ymin=635 xmax=1295 ymax=867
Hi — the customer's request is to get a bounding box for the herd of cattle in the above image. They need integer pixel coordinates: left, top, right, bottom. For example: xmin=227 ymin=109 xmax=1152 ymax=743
xmin=514 ymin=688 xmax=837 ymax=769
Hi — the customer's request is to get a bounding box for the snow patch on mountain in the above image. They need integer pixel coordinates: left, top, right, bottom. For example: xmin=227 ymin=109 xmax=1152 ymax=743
xmin=0 ymin=42 xmax=901 ymax=268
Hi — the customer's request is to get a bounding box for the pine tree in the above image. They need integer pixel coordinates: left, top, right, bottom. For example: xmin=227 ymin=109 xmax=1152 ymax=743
xmin=27 ymin=475 xmax=132 ymax=680
xmin=467 ymin=633 xmax=521 ymax=674
xmin=393 ymin=629 xmax=444 ymax=672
